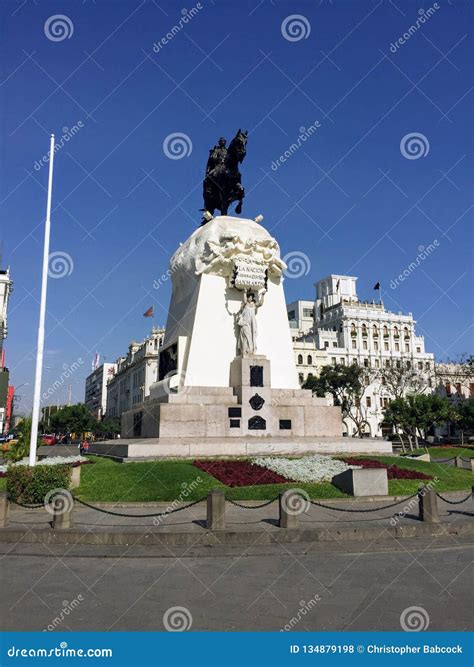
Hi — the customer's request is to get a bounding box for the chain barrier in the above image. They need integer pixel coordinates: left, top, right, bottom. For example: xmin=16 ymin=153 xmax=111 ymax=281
xmin=435 ymin=492 xmax=473 ymax=506
xmin=226 ymin=496 xmax=279 ymax=509
xmin=460 ymin=457 xmax=473 ymax=463
xmin=73 ymin=496 xmax=207 ymax=518
xmin=433 ymin=457 xmax=456 ymax=463
xmin=309 ymin=492 xmax=420 ymax=514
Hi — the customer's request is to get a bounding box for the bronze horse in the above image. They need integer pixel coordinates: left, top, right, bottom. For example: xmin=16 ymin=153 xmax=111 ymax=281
xmin=202 ymin=129 xmax=248 ymax=219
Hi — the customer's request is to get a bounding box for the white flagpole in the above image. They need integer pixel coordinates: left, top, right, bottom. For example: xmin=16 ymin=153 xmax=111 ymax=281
xmin=29 ymin=134 xmax=55 ymax=466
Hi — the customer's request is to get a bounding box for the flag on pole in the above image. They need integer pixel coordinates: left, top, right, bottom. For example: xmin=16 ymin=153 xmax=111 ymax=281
xmin=373 ymin=282 xmax=381 ymax=290
xmin=143 ymin=306 xmax=154 ymax=318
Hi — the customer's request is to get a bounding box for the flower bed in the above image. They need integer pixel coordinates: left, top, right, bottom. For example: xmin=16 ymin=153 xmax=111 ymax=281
xmin=340 ymin=458 xmax=433 ymax=480
xmin=193 ymin=459 xmax=290 ymax=487
xmin=253 ymin=454 xmax=360 ymax=484
xmin=0 ymin=456 xmax=92 ymax=477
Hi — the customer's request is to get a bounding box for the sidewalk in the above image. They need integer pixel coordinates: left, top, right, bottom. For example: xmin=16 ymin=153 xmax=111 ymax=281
xmin=2 ymin=492 xmax=473 ymax=547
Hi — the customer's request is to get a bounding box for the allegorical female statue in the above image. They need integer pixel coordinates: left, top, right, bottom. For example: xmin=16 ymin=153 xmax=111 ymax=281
xmin=236 ymin=289 xmax=265 ymax=355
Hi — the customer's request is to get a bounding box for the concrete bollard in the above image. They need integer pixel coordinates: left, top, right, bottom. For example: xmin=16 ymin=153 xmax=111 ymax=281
xmin=52 ymin=496 xmax=74 ymax=530
xmin=206 ymin=490 xmax=225 ymax=531
xmin=70 ymin=466 xmax=81 ymax=489
xmin=471 ymin=461 xmax=474 ymax=474
xmin=455 ymin=456 xmax=463 ymax=469
xmin=279 ymin=490 xmax=301 ymax=529
xmin=0 ymin=491 xmax=9 ymax=528
xmin=418 ymin=487 xmax=440 ymax=523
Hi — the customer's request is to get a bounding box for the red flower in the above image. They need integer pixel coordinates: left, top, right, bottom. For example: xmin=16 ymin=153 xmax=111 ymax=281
xmin=193 ymin=459 xmax=291 ymax=487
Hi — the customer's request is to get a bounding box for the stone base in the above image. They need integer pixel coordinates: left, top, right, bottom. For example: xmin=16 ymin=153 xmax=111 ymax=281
xmin=331 ymin=468 xmax=389 ymax=497
xmin=89 ymin=436 xmax=393 ymax=461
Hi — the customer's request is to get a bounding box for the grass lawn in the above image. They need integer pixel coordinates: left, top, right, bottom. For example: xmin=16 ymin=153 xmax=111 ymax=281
xmin=72 ymin=455 xmax=474 ymax=503
xmin=0 ymin=477 xmax=5 ymax=492
xmin=400 ymin=447 xmax=474 ymax=459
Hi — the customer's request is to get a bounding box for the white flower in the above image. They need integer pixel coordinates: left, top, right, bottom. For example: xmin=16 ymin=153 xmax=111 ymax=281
xmin=0 ymin=455 xmax=88 ymax=474
xmin=253 ymin=454 xmax=360 ymax=484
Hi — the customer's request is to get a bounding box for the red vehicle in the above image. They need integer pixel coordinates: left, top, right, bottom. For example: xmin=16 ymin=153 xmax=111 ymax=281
xmin=42 ymin=434 xmax=57 ymax=446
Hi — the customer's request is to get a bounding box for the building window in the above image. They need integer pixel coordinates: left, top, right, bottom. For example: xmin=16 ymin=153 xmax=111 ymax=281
xmin=380 ymin=397 xmax=383 ymax=407
xmin=396 ymin=360 xmax=401 ymax=369
xmin=446 ymin=382 xmax=451 ymax=396
xmin=416 ymin=346 xmax=421 ymax=353
xmin=375 ymin=359 xmax=380 ymax=368
xmin=298 ymin=373 xmax=304 ymax=384
xmin=297 ymin=354 xmax=303 ymax=365
xmin=332 ymin=342 xmax=337 ymax=347
xmin=425 ymin=362 xmax=430 ymax=370
xmin=324 ymin=341 xmax=329 ymax=348
xmin=307 ymin=355 xmax=313 ymax=365
xmin=363 ymin=359 xmax=369 ymax=368
xmin=331 ymin=357 xmax=336 ymax=365
xmin=385 ymin=360 xmax=391 ymax=368
xmin=350 ymin=323 xmax=357 ymax=337
xmin=384 ymin=342 xmax=389 ymax=351
xmin=393 ymin=326 xmax=399 ymax=338
xmin=366 ymin=396 xmax=371 ymax=407
xmin=405 ymin=344 xmax=409 ymax=352
xmin=303 ymin=308 xmax=314 ymax=318
xmin=383 ymin=325 xmax=389 ymax=337
xmin=361 ymin=323 xmax=367 ymax=337
xmin=373 ymin=325 xmax=379 ymax=337
xmin=374 ymin=342 xmax=379 ymax=351
xmin=383 ymin=397 xmax=389 ymax=407
xmin=456 ymin=383 xmax=462 ymax=395
xmin=363 ymin=340 xmax=368 ymax=350
xmin=288 ymin=310 xmax=296 ymax=320
xmin=404 ymin=326 xmax=409 ymax=339
xmin=364 ymin=375 xmax=370 ymax=385
xmin=418 ymin=362 xmax=423 ymax=370
xmin=406 ymin=361 xmax=411 ymax=369
xmin=470 ymin=383 xmax=474 ymax=396
xmin=395 ymin=343 xmax=400 ymax=351
xmin=355 ymin=396 xmax=360 ymax=407
xmin=381 ymin=376 xmax=386 ymax=385
xmin=340 ymin=358 xmax=345 ymax=365
xmin=352 ymin=340 xmax=356 ymax=349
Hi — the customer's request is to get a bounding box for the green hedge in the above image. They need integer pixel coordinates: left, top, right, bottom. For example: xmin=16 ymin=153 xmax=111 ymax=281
xmin=7 ymin=464 xmax=72 ymax=504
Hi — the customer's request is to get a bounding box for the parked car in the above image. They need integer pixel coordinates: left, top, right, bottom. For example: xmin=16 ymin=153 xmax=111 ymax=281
xmin=41 ymin=434 xmax=57 ymax=446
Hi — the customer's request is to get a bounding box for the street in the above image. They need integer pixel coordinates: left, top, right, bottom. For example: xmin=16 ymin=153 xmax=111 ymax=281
xmin=0 ymin=536 xmax=472 ymax=632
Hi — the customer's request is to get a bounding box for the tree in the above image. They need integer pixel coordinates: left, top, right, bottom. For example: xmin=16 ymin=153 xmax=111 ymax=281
xmin=50 ymin=404 xmax=94 ymax=438
xmin=374 ymin=362 xmax=432 ymax=400
xmin=383 ymin=394 xmax=454 ymax=450
xmin=5 ymin=417 xmax=33 ymax=462
xmin=451 ymin=398 xmax=474 ymax=445
xmin=303 ymin=363 xmax=375 ymax=437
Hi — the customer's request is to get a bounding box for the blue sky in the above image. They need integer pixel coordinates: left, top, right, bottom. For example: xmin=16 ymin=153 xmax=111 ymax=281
xmin=0 ymin=0 xmax=472 ymax=411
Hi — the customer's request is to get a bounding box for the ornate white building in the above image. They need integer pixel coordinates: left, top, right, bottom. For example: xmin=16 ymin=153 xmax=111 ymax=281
xmin=291 ymin=274 xmax=435 ymax=438
xmin=106 ymin=327 xmax=165 ymax=421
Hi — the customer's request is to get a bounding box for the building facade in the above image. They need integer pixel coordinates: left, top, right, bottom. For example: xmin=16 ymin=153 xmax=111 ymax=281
xmin=106 ymin=327 xmax=165 ymax=421
xmin=84 ymin=362 xmax=117 ymax=420
xmin=291 ymin=275 xmax=435 ymax=438
xmin=286 ymin=300 xmax=315 ymax=336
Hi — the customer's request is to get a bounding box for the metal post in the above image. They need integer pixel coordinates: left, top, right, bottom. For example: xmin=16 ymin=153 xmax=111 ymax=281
xmin=206 ymin=490 xmax=225 ymax=531
xmin=29 ymin=134 xmax=56 ymax=467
